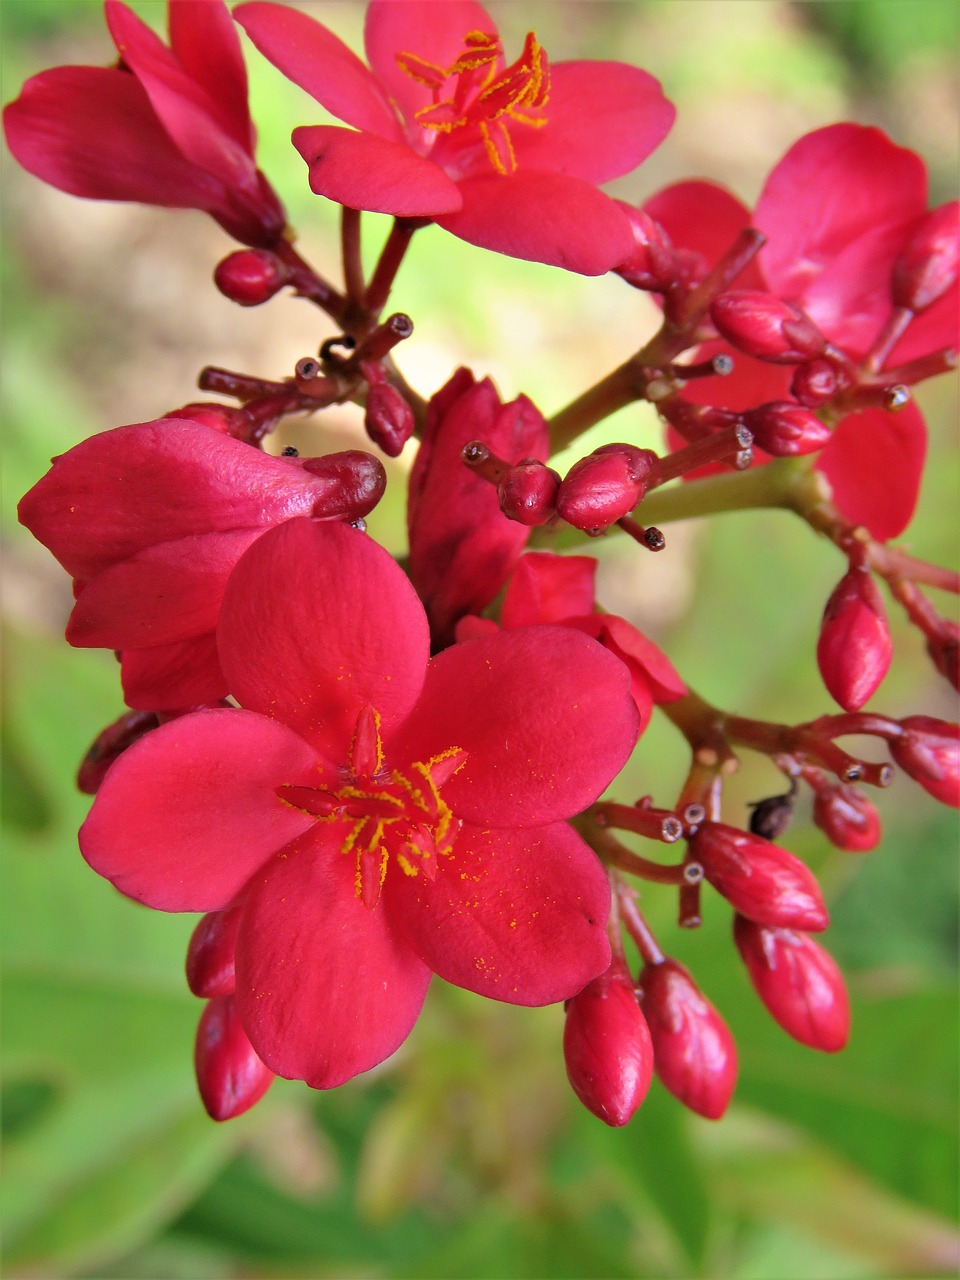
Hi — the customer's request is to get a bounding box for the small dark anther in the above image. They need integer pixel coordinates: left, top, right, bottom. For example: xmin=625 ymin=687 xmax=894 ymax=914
xmin=844 ymin=765 xmax=863 ymax=782
xmin=319 ymin=335 xmax=356 ymax=361
xmin=349 ymin=517 xmax=367 ymax=532
xmin=281 ymin=446 xmax=299 ymax=457
xmin=643 ymin=526 xmax=666 ymax=551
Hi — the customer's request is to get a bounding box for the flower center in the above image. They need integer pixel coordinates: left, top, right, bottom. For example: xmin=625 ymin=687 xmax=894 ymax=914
xmin=277 ymin=706 xmax=466 ymax=909
xmin=395 ymin=29 xmax=550 ymax=175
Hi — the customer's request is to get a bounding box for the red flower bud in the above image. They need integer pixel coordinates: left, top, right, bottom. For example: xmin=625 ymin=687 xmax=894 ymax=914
xmin=817 ymin=568 xmax=892 ymax=712
xmin=690 ymin=822 xmax=829 ymax=931
xmin=557 ymin=445 xmax=655 ymax=533
xmin=163 ymin=403 xmax=250 ymax=436
xmin=743 ymin=401 xmax=832 ymax=457
xmin=364 ymin=382 xmax=415 ymax=457
xmin=790 ymin=357 xmax=851 ymax=407
xmin=812 ymin=783 xmax=881 ymax=852
xmin=195 ymin=996 xmax=274 ymax=1121
xmin=186 ymin=906 xmax=242 ymax=998
xmin=890 ymin=716 xmax=960 ymax=808
xmin=638 ymin=959 xmax=737 ymax=1119
xmin=614 ymin=203 xmax=675 ymax=290
xmin=733 ymin=916 xmax=850 ymax=1052
xmin=299 ymin=450 xmax=387 ymax=520
xmin=892 ymin=201 xmax=960 ymax=314
xmin=497 ymin=459 xmax=560 ymax=526
xmin=711 ymin=291 xmax=826 ymax=363
xmin=77 ymin=709 xmax=160 ymax=794
xmin=563 ymin=958 xmax=653 ymax=1126
xmin=214 ymin=249 xmax=288 ymax=306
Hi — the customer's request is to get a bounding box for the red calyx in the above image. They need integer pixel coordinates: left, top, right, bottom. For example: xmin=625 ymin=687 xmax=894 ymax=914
xmin=711 ymin=291 xmax=826 ymax=363
xmin=614 ymin=203 xmax=675 ymax=291
xmin=163 ymin=403 xmax=251 ymax=437
xmin=557 ymin=445 xmax=656 ymax=533
xmin=790 ymin=357 xmax=852 ymax=408
xmin=891 ymin=201 xmax=960 ymax=314
xmin=812 ymin=782 xmax=882 ymax=852
xmin=186 ymin=905 xmax=242 ymax=998
xmin=195 ymin=996 xmax=275 ymax=1121
xmin=743 ymin=401 xmax=832 ymax=456
xmin=563 ymin=957 xmax=653 ymax=1127
xmin=733 ymin=915 xmax=850 ymax=1052
xmin=817 ymin=567 xmax=893 ymax=712
xmin=890 ymin=716 xmax=960 ymax=808
xmin=498 ymin=459 xmax=560 ymax=525
xmin=214 ymin=249 xmax=288 ymax=306
xmin=638 ymin=959 xmax=738 ymax=1119
xmin=690 ymin=822 xmax=829 ymax=931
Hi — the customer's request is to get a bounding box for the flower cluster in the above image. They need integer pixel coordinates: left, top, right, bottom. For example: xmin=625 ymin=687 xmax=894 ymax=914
xmin=6 ymin=0 xmax=958 ymax=1127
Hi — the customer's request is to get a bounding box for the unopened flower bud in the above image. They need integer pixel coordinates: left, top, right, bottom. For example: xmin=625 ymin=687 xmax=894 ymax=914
xmin=557 ymin=445 xmax=656 ymax=533
xmin=890 ymin=716 xmax=960 ymax=808
xmin=614 ymin=203 xmax=675 ymax=290
xmin=77 ymin=710 xmax=160 ymax=794
xmin=812 ymin=783 xmax=881 ymax=852
xmin=892 ymin=201 xmax=960 ymax=314
xmin=638 ymin=959 xmax=737 ymax=1119
xmin=743 ymin=401 xmax=832 ymax=456
xmin=690 ymin=822 xmax=829 ymax=931
xmin=217 ymin=250 xmax=289 ymax=308
xmin=214 ymin=249 xmax=288 ymax=306
xmin=711 ymin=291 xmax=826 ymax=364
xmin=299 ymin=449 xmax=387 ymax=520
xmin=817 ymin=567 xmax=892 ymax=712
xmin=497 ymin=459 xmax=560 ymax=525
xmin=364 ymin=382 xmax=415 ymax=457
xmin=164 ymin=403 xmax=249 ymax=436
xmin=186 ymin=905 xmax=242 ymax=997
xmin=733 ymin=916 xmax=850 ymax=1052
xmin=563 ymin=958 xmax=653 ymax=1126
xmin=790 ymin=357 xmax=850 ymax=407
xmin=195 ymin=996 xmax=274 ymax=1121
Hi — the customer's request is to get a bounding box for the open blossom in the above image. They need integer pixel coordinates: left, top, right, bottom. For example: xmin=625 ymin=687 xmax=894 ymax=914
xmin=79 ymin=520 xmax=639 ymax=1088
xmin=458 ymin=551 xmax=687 ymax=734
xmin=235 ymin=0 xmax=674 ymax=273
xmin=641 ymin=125 xmax=958 ymax=540
xmin=3 ymin=0 xmax=285 ymax=246
xmin=18 ymin=420 xmax=385 ymax=709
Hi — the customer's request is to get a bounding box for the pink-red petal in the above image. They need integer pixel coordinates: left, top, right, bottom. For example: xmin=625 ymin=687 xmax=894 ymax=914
xmin=511 ymin=61 xmax=674 ymax=185
xmin=643 ymin=180 xmax=764 ymax=291
xmin=120 ymin=633 xmax=228 ymax=711
xmin=234 ymin=825 xmax=431 ymax=1087
xmin=500 ymin=553 xmax=597 ymax=629
xmin=816 ymin=402 xmax=927 ymax=541
xmin=66 ymin=529 xmax=263 ymax=649
xmin=236 ymin=2 xmax=403 ymax=140
xmin=169 ymin=0 xmax=254 ymax=154
xmin=79 ymin=709 xmax=322 ymax=912
xmin=218 ymin=519 xmax=429 ymax=758
xmin=391 ymin=626 xmax=638 ymax=827
xmin=292 ymin=124 xmax=461 ymax=216
xmin=754 ymin=124 xmax=927 ymax=302
xmin=364 ymin=0 xmax=498 ymax=134
xmin=387 ymin=821 xmax=611 ymax=1005
xmin=436 ymin=172 xmax=635 ymax=275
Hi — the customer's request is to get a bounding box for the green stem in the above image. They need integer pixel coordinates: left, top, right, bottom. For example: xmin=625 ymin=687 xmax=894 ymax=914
xmin=635 ymin=455 xmax=821 ymax=525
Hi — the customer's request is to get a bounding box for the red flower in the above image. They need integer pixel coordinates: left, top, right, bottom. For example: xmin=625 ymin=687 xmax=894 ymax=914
xmin=407 ymin=369 xmax=549 ymax=646
xmin=18 ymin=420 xmax=385 ymax=710
xmin=79 ymin=520 xmax=639 ymax=1089
xmin=461 ymin=551 xmax=687 ymax=734
xmin=235 ymin=0 xmax=675 ymax=274
xmin=3 ymin=0 xmax=285 ymax=246
xmin=643 ymin=125 xmax=958 ymax=539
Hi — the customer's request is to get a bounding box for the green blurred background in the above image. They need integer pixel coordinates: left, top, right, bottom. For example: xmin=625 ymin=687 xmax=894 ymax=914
xmin=2 ymin=2 xmax=958 ymax=1276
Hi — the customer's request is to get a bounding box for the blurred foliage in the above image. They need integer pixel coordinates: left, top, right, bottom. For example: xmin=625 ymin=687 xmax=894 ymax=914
xmin=2 ymin=1 xmax=958 ymax=1277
